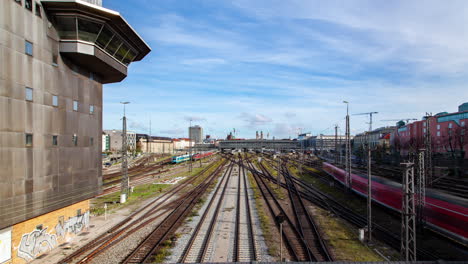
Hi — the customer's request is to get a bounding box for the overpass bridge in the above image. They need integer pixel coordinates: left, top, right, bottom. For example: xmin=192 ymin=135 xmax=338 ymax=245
xmin=218 ymin=139 xmax=299 ymax=150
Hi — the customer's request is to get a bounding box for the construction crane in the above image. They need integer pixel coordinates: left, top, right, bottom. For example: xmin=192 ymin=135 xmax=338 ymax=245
xmin=353 ymin=112 xmax=379 ymax=131
xmin=381 ymin=118 xmax=417 ymax=125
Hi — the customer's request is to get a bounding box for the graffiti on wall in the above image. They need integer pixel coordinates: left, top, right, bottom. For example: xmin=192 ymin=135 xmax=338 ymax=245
xmin=17 ymin=227 xmax=57 ymax=261
xmin=55 ymin=211 xmax=90 ymax=238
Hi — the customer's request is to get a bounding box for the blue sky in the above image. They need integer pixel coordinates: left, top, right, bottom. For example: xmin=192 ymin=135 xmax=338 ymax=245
xmin=103 ymin=0 xmax=468 ymax=139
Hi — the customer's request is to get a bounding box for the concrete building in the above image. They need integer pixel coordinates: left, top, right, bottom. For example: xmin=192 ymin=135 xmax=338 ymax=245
xmin=218 ymin=139 xmax=299 ymax=150
xmin=138 ymin=138 xmax=174 ymax=154
xmin=353 ymin=127 xmax=395 ymax=151
xmin=173 ymin=138 xmax=192 ymax=151
xmin=189 ymin=125 xmax=203 ymax=143
xmin=102 ymin=132 xmax=110 ymax=152
xmin=0 ymin=0 xmax=150 ymax=262
xmin=104 ymin=129 xmax=137 ymax=152
xmin=305 ymin=134 xmax=349 ymax=152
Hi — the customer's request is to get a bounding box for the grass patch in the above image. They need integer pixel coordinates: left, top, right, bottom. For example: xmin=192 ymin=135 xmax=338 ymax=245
xmin=151 ymin=237 xmax=176 ymax=263
xmin=91 ymin=183 xmax=171 ymax=216
xmin=313 ymin=206 xmax=383 ymax=261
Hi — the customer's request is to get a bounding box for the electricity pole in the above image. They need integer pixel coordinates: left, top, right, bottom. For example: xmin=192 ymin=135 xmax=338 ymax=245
xmin=120 ymin=101 xmax=130 ymax=203
xmin=344 ymin=101 xmax=352 ymax=190
xmin=417 ymin=150 xmax=426 ymax=230
xmin=367 ymin=143 xmax=372 ymax=242
xmin=401 ymin=162 xmax=417 ymax=261
xmin=424 ymin=113 xmax=433 ymax=187
xmin=335 ymin=125 xmax=339 ymax=164
xmin=189 ymin=119 xmax=193 ymax=172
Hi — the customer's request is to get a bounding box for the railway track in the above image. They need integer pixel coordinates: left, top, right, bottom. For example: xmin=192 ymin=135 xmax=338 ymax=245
xmin=121 ymin=161 xmax=226 ymax=263
xmin=180 ymin=156 xmax=258 ymax=263
xmin=279 ymin=163 xmax=333 ymax=261
xmin=243 ymin=157 xmax=315 ymax=261
xmin=58 ymin=159 xmax=226 ymax=264
xmin=235 ymin=155 xmax=258 ymax=262
xmin=258 ymin=157 xmax=442 ymax=260
xmin=179 ymin=162 xmax=235 ymax=263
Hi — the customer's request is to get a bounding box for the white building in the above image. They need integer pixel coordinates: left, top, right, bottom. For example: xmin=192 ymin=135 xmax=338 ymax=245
xmin=103 ymin=130 xmax=137 ymax=152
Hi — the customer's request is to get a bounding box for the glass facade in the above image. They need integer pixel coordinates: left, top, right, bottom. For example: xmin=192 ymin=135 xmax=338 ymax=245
xmin=54 ymin=16 xmax=138 ymax=66
xmin=437 ymin=112 xmax=468 ymax=124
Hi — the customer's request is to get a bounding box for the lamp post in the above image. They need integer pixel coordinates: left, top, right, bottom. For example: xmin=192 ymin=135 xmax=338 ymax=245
xmin=120 ymin=101 xmax=130 ymax=204
xmin=343 ymin=101 xmax=352 ymax=190
xmin=189 ymin=118 xmax=193 ymax=172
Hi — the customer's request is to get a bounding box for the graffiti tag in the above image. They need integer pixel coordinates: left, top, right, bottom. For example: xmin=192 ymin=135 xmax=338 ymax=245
xmin=17 ymin=227 xmax=57 ymax=261
xmin=55 ymin=211 xmax=90 ymax=238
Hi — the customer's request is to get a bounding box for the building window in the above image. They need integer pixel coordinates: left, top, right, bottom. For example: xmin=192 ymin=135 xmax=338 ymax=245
xmin=25 ymin=87 xmax=33 ymax=101
xmin=52 ymin=135 xmax=58 ymax=146
xmin=90 ymin=137 xmax=94 ymax=146
xmin=52 ymin=95 xmax=58 ymax=107
xmin=35 ymin=2 xmax=41 ymax=17
xmin=448 ymin=123 xmax=453 ymax=129
xmin=73 ymin=134 xmax=78 ymax=146
xmin=15 ymin=0 xmax=22 ymax=5
xmin=73 ymin=100 xmax=78 ymax=111
xmin=423 ymin=128 xmax=426 ymax=133
xmin=25 ymin=0 xmax=32 ymax=10
xmin=462 ymin=121 xmax=466 ymax=127
xmin=89 ymin=72 xmax=94 ymax=81
xmin=437 ymin=124 xmax=440 ymax=130
xmin=437 ymin=131 xmax=441 ymax=137
xmin=423 ymin=122 xmax=426 ymax=127
xmin=26 ymin=134 xmax=33 ymax=146
xmin=25 ymin=40 xmax=33 ymax=56
xmin=89 ymin=105 xmax=94 ymax=114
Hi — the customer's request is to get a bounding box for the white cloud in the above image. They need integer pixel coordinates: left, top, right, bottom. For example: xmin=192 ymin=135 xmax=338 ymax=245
xmin=239 ymin=112 xmax=273 ymax=128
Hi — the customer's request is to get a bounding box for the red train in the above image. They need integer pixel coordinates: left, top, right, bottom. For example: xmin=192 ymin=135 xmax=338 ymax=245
xmin=322 ymin=162 xmax=468 ymax=245
xmin=192 ymin=152 xmax=215 ymax=161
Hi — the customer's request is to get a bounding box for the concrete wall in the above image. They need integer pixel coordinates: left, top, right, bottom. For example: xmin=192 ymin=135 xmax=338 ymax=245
xmin=0 ymin=1 xmax=101 ymax=229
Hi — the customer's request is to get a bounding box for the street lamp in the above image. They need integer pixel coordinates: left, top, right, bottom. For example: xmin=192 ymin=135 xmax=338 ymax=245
xmin=120 ymin=101 xmax=130 ymax=204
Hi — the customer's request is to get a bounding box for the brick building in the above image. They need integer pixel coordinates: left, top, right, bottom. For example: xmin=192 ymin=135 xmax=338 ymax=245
xmin=391 ymin=103 xmax=468 ymax=159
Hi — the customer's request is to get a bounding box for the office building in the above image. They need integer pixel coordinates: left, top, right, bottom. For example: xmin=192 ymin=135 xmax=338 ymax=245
xmin=0 ymin=0 xmax=150 ymax=262
xmin=189 ymin=125 xmax=203 ymax=144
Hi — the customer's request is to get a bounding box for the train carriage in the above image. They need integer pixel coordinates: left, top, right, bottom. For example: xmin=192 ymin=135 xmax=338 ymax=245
xmin=322 ymin=162 xmax=468 ymax=245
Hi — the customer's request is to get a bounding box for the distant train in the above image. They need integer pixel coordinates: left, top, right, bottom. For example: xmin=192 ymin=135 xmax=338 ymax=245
xmin=171 ymin=151 xmax=215 ymax=164
xmin=322 ymin=162 xmax=468 ymax=245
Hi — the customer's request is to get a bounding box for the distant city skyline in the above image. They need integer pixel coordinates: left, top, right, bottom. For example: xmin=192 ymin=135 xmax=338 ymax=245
xmin=103 ymin=0 xmax=468 ymax=139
